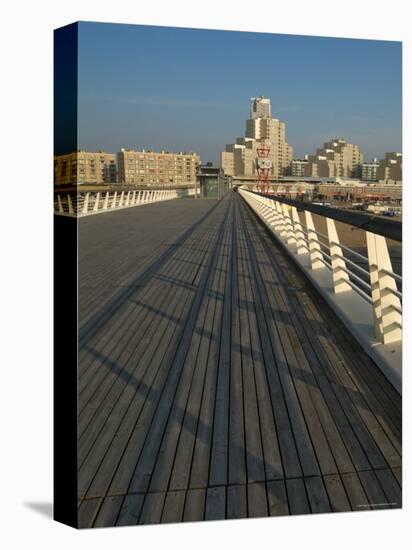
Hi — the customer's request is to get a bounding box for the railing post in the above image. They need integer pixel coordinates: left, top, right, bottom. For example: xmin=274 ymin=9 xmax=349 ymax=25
xmin=125 ymin=191 xmax=130 ymax=206
xmin=305 ymin=211 xmax=323 ymax=270
xmin=326 ymin=217 xmax=351 ymax=293
xmin=275 ymin=201 xmax=287 ymax=238
xmin=103 ymin=192 xmax=109 ymax=210
xmin=93 ymin=192 xmax=100 ymax=212
xmin=366 ymin=232 xmax=402 ymax=343
xmin=82 ymin=192 xmax=90 ymax=214
xmin=132 ymin=190 xmax=136 ymax=205
xmin=282 ymin=204 xmax=296 ymax=245
xmin=67 ymin=195 xmax=74 ymax=215
xmin=57 ymin=194 xmax=63 ymax=213
xmin=291 ymin=206 xmax=306 ymax=255
xmin=119 ymin=191 xmax=124 ymax=207
xmin=260 ymin=198 xmax=277 ymax=227
xmin=111 ymin=191 xmax=117 ymax=209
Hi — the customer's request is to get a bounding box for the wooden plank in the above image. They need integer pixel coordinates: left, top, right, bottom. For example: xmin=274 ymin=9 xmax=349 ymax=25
xmin=241 ymin=205 xmax=351 ymax=479
xmin=286 ymin=478 xmax=310 ymax=515
xmin=375 ymin=469 xmax=402 ymax=509
xmin=77 ymin=498 xmax=102 ymax=529
xmin=78 ymin=199 xmax=219 ymax=341
xmin=247 ymin=482 xmax=268 ymax=518
xmin=226 ymin=205 xmax=247 ymax=487
xmin=341 ymin=472 xmax=370 ymax=511
xmin=205 ymin=486 xmax=226 ymax=521
xmin=245 ymin=196 xmax=401 ymax=478
xmin=79 ymin=278 xmax=198 ymax=498
xmin=128 ymin=209 xmax=229 ymax=495
xmin=237 ymin=199 xmax=320 ymax=479
xmin=93 ymin=496 xmax=123 ymax=528
xmin=237 ymin=223 xmax=265 ymax=484
xmin=147 ymin=283 xmax=212 ymax=492
xmin=292 ymin=291 xmax=401 ymax=471
xmin=187 ymin=208 xmax=231 ymax=491
xmin=240 ymin=229 xmax=285 ymax=481
xmin=77 ymin=220 xmax=216 ymax=473
xmin=233 ymin=198 xmax=300 ymax=480
xmin=267 ymin=480 xmax=289 ymax=516
xmin=323 ymin=474 xmax=351 ymax=513
xmin=288 ymin=294 xmax=374 ymax=473
xmin=392 ymin=466 xmax=402 ymax=487
xmin=208 ymin=209 xmax=233 ymax=487
xmin=227 ymin=485 xmax=247 ymax=520
xmin=183 ymin=489 xmax=206 ymax=522
xmin=138 ymin=492 xmax=166 ymax=525
xmin=240 ymin=201 xmax=344 ymax=480
xmin=77 ymin=205 xmax=221 ymax=421
xmin=116 ymin=494 xmax=144 ymax=526
xmin=305 ymin=476 xmax=331 ymax=514
xmin=78 ymin=271 xmax=187 ymax=466
xmin=78 ymin=215 xmax=214 ymax=412
xmin=304 ymin=266 xmax=401 ymax=428
xmin=358 ymin=470 xmax=391 ymax=510
xmin=161 ymin=490 xmax=186 ymax=523
xmin=81 ymin=208 xmax=227 ymax=499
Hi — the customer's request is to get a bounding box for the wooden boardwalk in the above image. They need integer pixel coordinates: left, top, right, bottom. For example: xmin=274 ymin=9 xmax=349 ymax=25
xmin=77 ymin=192 xmax=402 ymax=528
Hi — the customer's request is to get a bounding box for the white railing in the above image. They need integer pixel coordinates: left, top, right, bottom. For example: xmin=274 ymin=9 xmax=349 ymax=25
xmin=239 ymin=188 xmax=402 ymax=391
xmin=54 ymin=188 xmax=196 ymax=217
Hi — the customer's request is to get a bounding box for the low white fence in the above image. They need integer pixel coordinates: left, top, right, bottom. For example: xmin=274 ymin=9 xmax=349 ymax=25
xmin=239 ymin=188 xmax=402 ymax=392
xmin=54 ymin=188 xmax=196 ymax=217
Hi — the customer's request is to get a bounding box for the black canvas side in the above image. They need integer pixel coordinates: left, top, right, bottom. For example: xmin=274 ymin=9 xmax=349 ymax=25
xmin=53 ymin=22 xmax=78 ymax=529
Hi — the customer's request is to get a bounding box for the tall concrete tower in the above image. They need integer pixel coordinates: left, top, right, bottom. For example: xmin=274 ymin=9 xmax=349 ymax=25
xmin=221 ymin=96 xmax=293 ymax=180
xmin=250 ymin=96 xmax=272 ymax=119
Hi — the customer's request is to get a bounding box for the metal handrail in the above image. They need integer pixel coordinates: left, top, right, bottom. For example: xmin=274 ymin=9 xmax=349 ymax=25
xmin=256 ymin=195 xmax=400 ymax=288
xmin=54 ymin=188 xmax=196 ymax=217
xmin=253 ymin=190 xmax=402 ymax=242
xmin=240 ymin=187 xmax=402 ymax=346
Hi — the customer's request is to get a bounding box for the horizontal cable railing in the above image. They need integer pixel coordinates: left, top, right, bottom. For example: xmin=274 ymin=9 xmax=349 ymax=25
xmin=54 ymin=188 xmax=196 ymax=217
xmin=239 ymin=188 xmax=402 ymax=346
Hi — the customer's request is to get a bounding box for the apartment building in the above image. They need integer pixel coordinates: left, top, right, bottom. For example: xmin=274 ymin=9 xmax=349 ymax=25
xmin=377 ymin=152 xmax=402 ymax=182
xmin=250 ymin=95 xmax=271 ymax=119
xmin=304 ymin=139 xmax=363 ymax=178
xmin=361 ymin=159 xmax=379 ymax=182
xmin=221 ymin=96 xmax=293 ymax=178
xmin=291 ymin=158 xmax=309 ymax=177
xmin=118 ymin=148 xmax=200 ymax=185
xmin=54 ymin=150 xmax=117 ymax=186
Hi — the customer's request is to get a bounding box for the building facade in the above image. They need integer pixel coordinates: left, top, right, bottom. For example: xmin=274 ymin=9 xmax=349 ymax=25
xmin=118 ymin=149 xmax=200 ymax=186
xmin=304 ymin=139 xmax=364 ymax=179
xmin=220 ymin=96 xmax=293 ymax=179
xmin=376 ymin=152 xmax=402 ymax=183
xmin=250 ymin=96 xmax=271 ymax=119
xmin=54 ymin=151 xmax=117 ymax=186
xmin=361 ymin=159 xmax=379 ymax=182
xmin=291 ymin=158 xmax=309 ymax=177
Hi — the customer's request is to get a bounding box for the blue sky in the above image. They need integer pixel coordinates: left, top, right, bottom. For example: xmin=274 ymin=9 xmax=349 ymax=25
xmin=78 ymin=22 xmax=402 ymax=163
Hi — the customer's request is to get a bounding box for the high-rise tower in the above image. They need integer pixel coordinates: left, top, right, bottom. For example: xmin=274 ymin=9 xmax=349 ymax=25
xmin=221 ymin=96 xmax=293 ymax=182
xmin=250 ymin=96 xmax=272 ymax=119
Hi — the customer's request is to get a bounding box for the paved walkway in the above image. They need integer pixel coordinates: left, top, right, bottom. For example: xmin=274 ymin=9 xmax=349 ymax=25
xmin=77 ymin=192 xmax=401 ymax=528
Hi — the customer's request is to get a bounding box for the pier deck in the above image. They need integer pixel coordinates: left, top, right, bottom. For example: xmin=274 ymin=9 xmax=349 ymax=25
xmin=77 ymin=192 xmax=401 ymax=527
